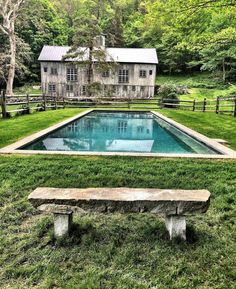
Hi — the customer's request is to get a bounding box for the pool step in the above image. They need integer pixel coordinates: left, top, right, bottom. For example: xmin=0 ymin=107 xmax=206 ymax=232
xmin=212 ymin=139 xmax=228 ymax=145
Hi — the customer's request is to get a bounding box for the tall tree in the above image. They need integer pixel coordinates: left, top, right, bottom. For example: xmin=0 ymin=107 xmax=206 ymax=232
xmin=0 ymin=0 xmax=25 ymax=95
xmin=65 ymin=0 xmax=117 ymax=96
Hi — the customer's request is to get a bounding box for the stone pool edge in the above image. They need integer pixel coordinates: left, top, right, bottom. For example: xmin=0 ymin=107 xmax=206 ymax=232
xmin=0 ymin=109 xmax=236 ymax=159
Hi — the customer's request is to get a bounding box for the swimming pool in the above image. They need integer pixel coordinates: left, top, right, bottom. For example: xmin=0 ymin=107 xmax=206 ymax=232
xmin=20 ymin=110 xmax=219 ymax=154
xmin=1 ymin=110 xmax=235 ymax=158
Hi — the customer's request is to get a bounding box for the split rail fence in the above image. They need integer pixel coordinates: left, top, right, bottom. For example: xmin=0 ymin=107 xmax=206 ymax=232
xmin=0 ymin=91 xmax=159 ymax=118
xmin=160 ymin=96 xmax=236 ymax=117
xmin=1 ymin=90 xmax=236 ymax=118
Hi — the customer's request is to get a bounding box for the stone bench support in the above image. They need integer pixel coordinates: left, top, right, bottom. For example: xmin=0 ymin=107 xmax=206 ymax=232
xmin=54 ymin=212 xmax=73 ymax=238
xmin=165 ymin=215 xmax=186 ymax=240
xmin=28 ymin=187 xmax=211 ymax=241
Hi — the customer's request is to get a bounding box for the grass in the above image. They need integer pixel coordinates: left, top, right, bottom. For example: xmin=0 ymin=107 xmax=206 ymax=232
xmin=0 ymin=154 xmax=235 ymax=289
xmin=0 ymin=108 xmax=86 ymax=148
xmin=14 ymin=83 xmax=41 ymax=95
xmin=0 ymin=97 xmax=235 ymax=288
xmin=160 ymin=110 xmax=236 ymax=150
xmin=157 ymin=73 xmax=236 ymax=101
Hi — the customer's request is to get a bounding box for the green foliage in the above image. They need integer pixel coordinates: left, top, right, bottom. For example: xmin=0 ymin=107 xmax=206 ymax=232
xmin=15 ymin=104 xmax=30 ymax=117
xmin=158 ymin=84 xmax=188 ymax=98
xmin=1 ymin=0 xmax=236 ymax=90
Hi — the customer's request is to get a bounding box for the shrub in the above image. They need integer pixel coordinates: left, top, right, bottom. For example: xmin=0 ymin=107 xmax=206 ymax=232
xmin=15 ymin=104 xmax=30 ymax=116
xmin=158 ymin=84 xmax=187 ymax=108
xmin=158 ymin=84 xmax=188 ymax=98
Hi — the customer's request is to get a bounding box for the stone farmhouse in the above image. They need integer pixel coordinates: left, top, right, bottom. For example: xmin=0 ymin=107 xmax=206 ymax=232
xmin=38 ymin=36 xmax=158 ymax=98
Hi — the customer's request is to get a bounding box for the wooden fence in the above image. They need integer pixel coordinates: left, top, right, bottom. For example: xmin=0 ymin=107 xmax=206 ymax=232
xmin=0 ymin=90 xmax=160 ymax=118
xmin=161 ymin=96 xmax=236 ymax=117
xmin=1 ymin=90 xmax=236 ymax=118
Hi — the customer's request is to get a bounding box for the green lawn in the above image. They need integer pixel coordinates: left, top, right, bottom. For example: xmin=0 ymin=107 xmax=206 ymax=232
xmin=14 ymin=83 xmax=41 ymax=95
xmin=0 ymin=109 xmax=236 ymax=289
xmin=0 ymin=155 xmax=235 ymax=289
xmin=0 ymin=108 xmax=86 ymax=148
xmin=157 ymin=73 xmax=236 ymax=101
xmin=160 ymin=110 xmax=236 ymax=150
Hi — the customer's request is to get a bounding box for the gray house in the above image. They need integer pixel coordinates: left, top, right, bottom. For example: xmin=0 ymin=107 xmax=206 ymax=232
xmin=38 ymin=37 xmax=158 ymax=98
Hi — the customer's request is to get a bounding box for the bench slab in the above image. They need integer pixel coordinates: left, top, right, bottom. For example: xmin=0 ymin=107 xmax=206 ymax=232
xmin=28 ymin=187 xmax=210 ymax=216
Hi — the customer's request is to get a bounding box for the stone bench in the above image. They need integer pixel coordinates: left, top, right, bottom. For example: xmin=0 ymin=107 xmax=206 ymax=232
xmin=28 ymin=187 xmax=211 ymax=241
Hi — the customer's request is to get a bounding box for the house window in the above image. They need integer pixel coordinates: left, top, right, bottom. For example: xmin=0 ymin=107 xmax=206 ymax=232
xmin=102 ymin=70 xmax=109 ymax=77
xmin=140 ymin=86 xmax=145 ymax=92
xmin=51 ymin=68 xmax=58 ymax=75
xmin=118 ymin=69 xmax=129 ymax=83
xmin=149 ymin=70 xmax=153 ymax=75
xmin=132 ymin=86 xmax=136 ymax=92
xmin=67 ymin=67 xmax=78 ymax=82
xmin=118 ymin=121 xmax=127 ymax=133
xmin=123 ymin=86 xmax=127 ymax=92
xmin=66 ymin=84 xmax=73 ymax=92
xmin=44 ymin=67 xmax=48 ymax=73
xmin=139 ymin=70 xmax=147 ymax=78
xmin=48 ymin=84 xmax=56 ymax=92
xmin=137 ymin=126 xmax=144 ymax=133
xmin=81 ymin=85 xmax=86 ymax=95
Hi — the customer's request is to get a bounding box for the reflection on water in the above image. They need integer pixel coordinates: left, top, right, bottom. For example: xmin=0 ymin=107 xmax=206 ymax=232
xmin=22 ymin=111 xmax=218 ymax=154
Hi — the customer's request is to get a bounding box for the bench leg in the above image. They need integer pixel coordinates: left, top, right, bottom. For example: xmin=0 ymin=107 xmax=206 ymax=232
xmin=53 ymin=212 xmax=73 ymax=238
xmin=165 ymin=215 xmax=186 ymax=241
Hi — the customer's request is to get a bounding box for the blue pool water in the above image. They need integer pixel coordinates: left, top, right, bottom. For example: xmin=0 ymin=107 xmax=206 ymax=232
xmin=21 ymin=111 xmax=219 ymax=154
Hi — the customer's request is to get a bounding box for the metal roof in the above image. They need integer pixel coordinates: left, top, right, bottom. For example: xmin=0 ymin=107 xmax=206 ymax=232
xmin=38 ymin=45 xmax=158 ymax=64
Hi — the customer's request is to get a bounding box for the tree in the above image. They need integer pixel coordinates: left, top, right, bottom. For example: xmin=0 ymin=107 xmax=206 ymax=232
xmin=0 ymin=0 xmax=25 ymax=95
xmin=64 ymin=0 xmax=117 ymax=96
xmin=18 ymin=0 xmax=69 ymax=81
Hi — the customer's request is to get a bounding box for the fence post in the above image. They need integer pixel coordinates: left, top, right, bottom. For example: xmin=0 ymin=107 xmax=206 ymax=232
xmin=26 ymin=93 xmax=30 ymax=114
xmin=192 ymin=99 xmax=195 ymax=112
xmin=203 ymin=98 xmax=206 ymax=112
xmin=1 ymin=90 xmax=7 ymax=118
xmin=43 ymin=93 xmax=46 ymax=111
xmin=216 ymin=96 xmax=219 ymax=114
xmin=234 ymin=97 xmax=236 ymax=117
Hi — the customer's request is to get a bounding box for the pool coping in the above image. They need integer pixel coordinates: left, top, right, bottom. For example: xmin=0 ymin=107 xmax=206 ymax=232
xmin=0 ymin=109 xmax=236 ymax=159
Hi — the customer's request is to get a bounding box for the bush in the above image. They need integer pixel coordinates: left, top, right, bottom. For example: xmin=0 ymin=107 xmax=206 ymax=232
xmin=15 ymin=104 xmax=30 ymax=116
xmin=158 ymin=84 xmax=187 ymax=108
xmin=158 ymin=84 xmax=188 ymax=98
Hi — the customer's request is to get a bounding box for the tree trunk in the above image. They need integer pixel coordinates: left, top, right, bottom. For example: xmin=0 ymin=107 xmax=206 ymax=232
xmin=6 ymin=33 xmax=16 ymax=96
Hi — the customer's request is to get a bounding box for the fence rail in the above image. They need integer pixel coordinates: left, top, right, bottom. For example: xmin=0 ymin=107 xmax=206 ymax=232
xmin=0 ymin=90 xmax=161 ymax=118
xmin=161 ymin=96 xmax=236 ymax=117
xmin=1 ymin=90 xmax=236 ymax=118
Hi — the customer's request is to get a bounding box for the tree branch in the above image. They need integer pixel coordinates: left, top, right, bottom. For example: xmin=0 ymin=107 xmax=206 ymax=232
xmin=0 ymin=23 xmax=9 ymax=35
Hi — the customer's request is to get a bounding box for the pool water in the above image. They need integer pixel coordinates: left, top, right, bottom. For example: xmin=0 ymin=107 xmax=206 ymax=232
xmin=22 ymin=111 xmax=219 ymax=154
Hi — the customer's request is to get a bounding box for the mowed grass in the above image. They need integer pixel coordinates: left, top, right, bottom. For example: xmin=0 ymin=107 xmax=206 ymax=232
xmin=0 ymin=108 xmax=86 ymax=148
xmin=157 ymin=73 xmax=236 ymax=101
xmin=0 ymin=154 xmax=235 ymax=289
xmin=0 ymin=108 xmax=236 ymax=288
xmin=160 ymin=110 xmax=236 ymax=150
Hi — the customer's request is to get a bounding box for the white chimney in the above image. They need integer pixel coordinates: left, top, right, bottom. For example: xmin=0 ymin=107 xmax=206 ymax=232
xmin=94 ymin=35 xmax=106 ymax=49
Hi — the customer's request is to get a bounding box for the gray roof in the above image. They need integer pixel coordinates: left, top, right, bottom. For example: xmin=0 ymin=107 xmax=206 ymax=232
xmin=38 ymin=45 xmax=158 ymax=64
